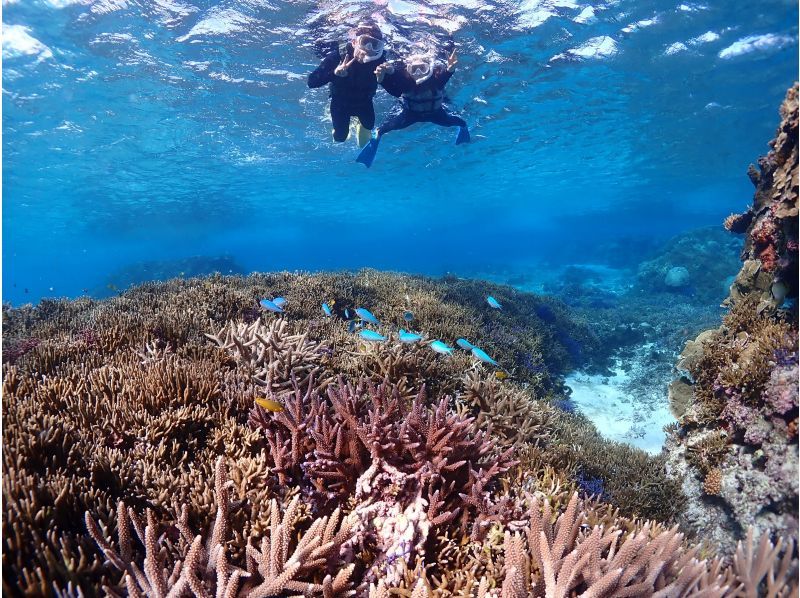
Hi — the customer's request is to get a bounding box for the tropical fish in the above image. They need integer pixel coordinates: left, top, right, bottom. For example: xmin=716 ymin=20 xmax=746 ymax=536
xmin=456 ymin=338 xmax=475 ymax=351
xmin=255 ymin=397 xmax=284 ymax=412
xmin=471 ymin=346 xmax=498 ymax=366
xmin=344 ymin=308 xmax=351 ymax=319
xmin=359 ymin=329 xmax=387 ymax=342
xmin=398 ymin=329 xmax=423 ymax=343
xmin=260 ymin=298 xmax=284 ymax=313
xmin=322 ymin=302 xmax=333 ymax=316
xmin=272 ymin=297 xmax=287 ymax=308
xmin=495 ymin=371 xmax=508 ymax=380
xmin=430 ymin=340 xmax=454 ymax=355
xmin=348 ymin=320 xmax=362 ymax=333
xmin=403 ymin=311 xmax=414 ymax=322
xmin=487 ymin=296 xmax=502 ymax=309
xmin=355 ymin=308 xmax=380 ymax=325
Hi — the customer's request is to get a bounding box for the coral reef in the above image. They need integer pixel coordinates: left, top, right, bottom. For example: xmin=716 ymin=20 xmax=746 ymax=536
xmin=98 ymin=255 xmax=246 ymax=297
xmin=665 ymin=84 xmax=799 ymax=557
xmin=635 ymin=227 xmax=743 ymax=303
xmin=725 ymin=84 xmax=798 ymax=305
xmin=3 ymin=267 xmax=795 ymax=595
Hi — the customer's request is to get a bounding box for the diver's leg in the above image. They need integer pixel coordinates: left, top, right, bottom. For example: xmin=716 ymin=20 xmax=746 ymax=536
xmin=357 ymin=102 xmax=376 ymax=130
xmin=357 ymin=107 xmax=416 ymax=168
xmin=430 ymin=108 xmax=470 ymax=144
xmin=355 ymin=102 xmax=376 ymax=147
xmin=375 ymin=107 xmax=417 ymax=139
xmin=330 ymin=100 xmax=351 ymax=143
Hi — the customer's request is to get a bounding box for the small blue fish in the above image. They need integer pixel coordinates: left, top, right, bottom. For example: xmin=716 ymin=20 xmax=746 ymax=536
xmin=355 ymin=308 xmax=380 ymax=325
xmin=403 ymin=311 xmax=414 ymax=322
xmin=487 ymin=296 xmax=502 ymax=309
xmin=456 ymin=338 xmax=475 ymax=351
xmin=345 ymin=308 xmax=351 ymax=319
xmin=348 ymin=320 xmax=362 ymax=333
xmin=429 ymin=340 xmax=454 ymax=355
xmin=260 ymin=298 xmax=284 ymax=313
xmin=322 ymin=302 xmax=333 ymax=317
xmin=359 ymin=329 xmax=387 ymax=342
xmin=471 ymin=346 xmax=498 ymax=366
xmin=272 ymin=297 xmax=287 ymax=308
xmin=398 ymin=329 xmax=423 ymax=344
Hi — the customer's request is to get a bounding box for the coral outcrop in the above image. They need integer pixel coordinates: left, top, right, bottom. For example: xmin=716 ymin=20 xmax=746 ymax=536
xmin=635 ymin=227 xmax=743 ymax=303
xmin=665 ymin=84 xmax=799 ymax=558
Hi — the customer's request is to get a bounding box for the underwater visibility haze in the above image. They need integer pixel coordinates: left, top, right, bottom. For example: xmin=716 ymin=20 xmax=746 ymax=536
xmin=2 ymin=0 xmax=800 ymax=595
xmin=2 ymin=0 xmax=798 ymax=301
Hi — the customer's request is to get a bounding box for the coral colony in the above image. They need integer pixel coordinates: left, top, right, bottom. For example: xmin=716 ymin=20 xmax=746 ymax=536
xmin=2 ymin=86 xmax=799 ymax=596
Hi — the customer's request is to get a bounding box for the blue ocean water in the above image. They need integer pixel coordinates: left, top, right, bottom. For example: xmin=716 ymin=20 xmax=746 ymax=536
xmin=2 ymin=0 xmax=797 ymax=304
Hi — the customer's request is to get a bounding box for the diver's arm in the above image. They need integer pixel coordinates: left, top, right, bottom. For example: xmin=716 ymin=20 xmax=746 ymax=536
xmin=381 ymin=67 xmax=415 ymax=97
xmin=308 ymin=52 xmax=339 ymax=88
xmin=434 ymin=68 xmax=454 ymax=88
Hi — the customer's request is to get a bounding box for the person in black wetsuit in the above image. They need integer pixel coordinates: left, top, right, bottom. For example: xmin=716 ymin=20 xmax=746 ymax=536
xmin=356 ymin=48 xmax=470 ymax=168
xmin=308 ymin=23 xmax=410 ymax=146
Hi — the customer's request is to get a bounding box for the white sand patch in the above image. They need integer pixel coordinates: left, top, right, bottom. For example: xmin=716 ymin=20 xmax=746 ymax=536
xmin=566 ymin=343 xmax=676 ymax=454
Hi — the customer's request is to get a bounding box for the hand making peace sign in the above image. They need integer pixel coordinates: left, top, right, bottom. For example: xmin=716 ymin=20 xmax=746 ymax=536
xmin=334 ymin=55 xmax=356 ymax=77
xmin=447 ymin=49 xmax=458 ymax=72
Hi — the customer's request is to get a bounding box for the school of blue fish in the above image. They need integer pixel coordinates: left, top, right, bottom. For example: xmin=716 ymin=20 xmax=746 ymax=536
xmin=259 ymin=293 xmax=506 ymax=370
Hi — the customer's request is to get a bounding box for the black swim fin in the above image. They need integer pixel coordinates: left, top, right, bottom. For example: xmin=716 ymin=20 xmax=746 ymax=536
xmin=356 ymin=138 xmax=380 ymax=168
xmin=455 ymin=126 xmax=470 ymax=145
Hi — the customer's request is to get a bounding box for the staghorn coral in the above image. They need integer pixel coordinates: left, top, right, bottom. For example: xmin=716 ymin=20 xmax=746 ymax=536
xmin=665 ymin=84 xmax=799 ymax=558
xmin=458 ymin=369 xmax=554 ymax=447
xmin=206 ymin=317 xmax=332 ymax=395
xmin=248 ymin=375 xmax=518 ymax=538
xmin=85 ymin=456 xmax=356 ymax=597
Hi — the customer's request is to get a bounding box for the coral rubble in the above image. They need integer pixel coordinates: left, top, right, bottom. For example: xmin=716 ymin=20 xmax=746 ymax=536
xmin=666 ymin=84 xmax=799 ymax=558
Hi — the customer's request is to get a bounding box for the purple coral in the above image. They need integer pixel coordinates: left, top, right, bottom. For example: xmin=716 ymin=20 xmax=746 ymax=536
xmin=250 ymin=376 xmax=518 ymax=530
xmin=764 ymin=363 xmax=799 ymax=416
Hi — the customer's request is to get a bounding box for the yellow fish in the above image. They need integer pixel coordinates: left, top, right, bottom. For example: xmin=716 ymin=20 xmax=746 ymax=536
xmin=255 ymin=397 xmax=284 ymax=412
xmin=495 ymin=371 xmax=508 ymax=381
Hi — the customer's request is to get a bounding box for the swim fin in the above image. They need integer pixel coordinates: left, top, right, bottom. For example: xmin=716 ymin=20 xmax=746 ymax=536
xmin=356 ymin=138 xmax=380 ymax=168
xmin=455 ymin=126 xmax=470 ymax=145
xmin=356 ymin=122 xmax=372 ymax=148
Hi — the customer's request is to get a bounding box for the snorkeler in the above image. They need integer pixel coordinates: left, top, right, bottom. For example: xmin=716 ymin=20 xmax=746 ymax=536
xmin=356 ymin=48 xmax=470 ymax=168
xmin=308 ymin=23 xmax=408 ymax=147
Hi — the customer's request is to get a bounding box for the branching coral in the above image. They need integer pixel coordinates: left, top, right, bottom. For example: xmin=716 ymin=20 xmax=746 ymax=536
xmin=5 ymin=259 xmax=796 ymax=594
xmin=249 ymin=375 xmax=518 ymax=541
xmin=206 ymin=317 xmax=332 ymax=394
xmin=85 ymin=456 xmax=356 ymax=597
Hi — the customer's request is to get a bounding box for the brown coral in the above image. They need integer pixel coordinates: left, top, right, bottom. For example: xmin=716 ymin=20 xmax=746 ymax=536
xmin=703 ymin=468 xmax=723 ymax=496
xmin=85 ymin=456 xmax=357 ymax=596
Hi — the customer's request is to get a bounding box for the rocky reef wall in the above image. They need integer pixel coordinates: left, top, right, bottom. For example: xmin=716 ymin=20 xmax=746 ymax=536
xmin=665 ymin=84 xmax=799 ymax=558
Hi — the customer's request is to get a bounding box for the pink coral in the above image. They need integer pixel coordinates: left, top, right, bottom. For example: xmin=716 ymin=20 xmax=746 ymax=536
xmin=764 ymin=363 xmax=799 ymax=416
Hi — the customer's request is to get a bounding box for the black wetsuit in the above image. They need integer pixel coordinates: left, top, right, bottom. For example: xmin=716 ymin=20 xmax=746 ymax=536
xmin=309 ymin=44 xmax=405 ymax=142
xmin=376 ymin=66 xmax=467 ymax=138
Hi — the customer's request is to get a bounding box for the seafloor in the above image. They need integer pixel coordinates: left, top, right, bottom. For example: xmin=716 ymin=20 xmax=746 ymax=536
xmin=1 ymin=88 xmax=798 ymax=597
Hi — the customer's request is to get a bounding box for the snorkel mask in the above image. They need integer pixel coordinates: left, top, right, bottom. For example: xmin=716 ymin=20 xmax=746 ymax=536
xmin=353 ymin=25 xmax=385 ymax=63
xmin=407 ymin=54 xmax=433 ymax=83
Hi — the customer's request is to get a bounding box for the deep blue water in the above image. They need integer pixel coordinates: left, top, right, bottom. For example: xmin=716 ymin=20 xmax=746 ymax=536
xmin=2 ymin=0 xmax=797 ymax=305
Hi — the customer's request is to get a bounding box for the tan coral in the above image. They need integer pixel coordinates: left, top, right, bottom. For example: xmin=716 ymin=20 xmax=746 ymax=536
xmin=703 ymin=468 xmax=723 ymax=497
